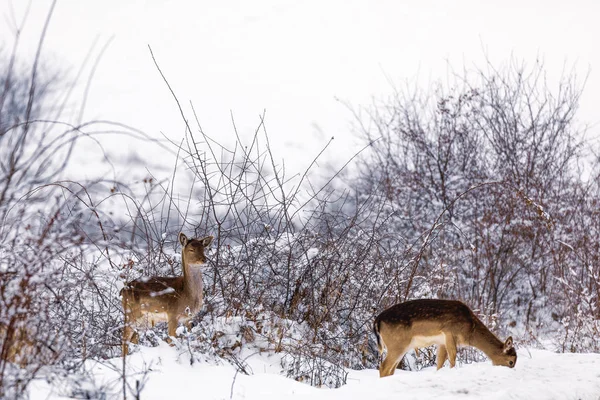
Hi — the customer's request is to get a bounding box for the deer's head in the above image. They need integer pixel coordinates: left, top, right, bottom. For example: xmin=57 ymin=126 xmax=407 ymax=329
xmin=492 ymin=336 xmax=517 ymax=368
xmin=179 ymin=233 xmax=213 ymax=266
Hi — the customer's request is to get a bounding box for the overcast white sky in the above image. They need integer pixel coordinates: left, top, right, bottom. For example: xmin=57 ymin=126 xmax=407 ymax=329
xmin=1 ymin=0 xmax=599 ymax=179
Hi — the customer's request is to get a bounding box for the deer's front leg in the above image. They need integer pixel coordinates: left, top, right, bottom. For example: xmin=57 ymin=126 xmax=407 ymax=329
xmin=436 ymin=344 xmax=448 ymax=370
xmin=166 ymin=315 xmax=179 ymax=345
xmin=444 ymin=333 xmax=458 ymax=368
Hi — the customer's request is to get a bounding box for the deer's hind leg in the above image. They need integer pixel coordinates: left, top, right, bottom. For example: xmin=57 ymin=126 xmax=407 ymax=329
xmin=379 ymin=347 xmax=409 ymax=377
xmin=122 ymin=312 xmax=141 ymax=355
xmin=378 ymin=326 xmax=412 ymax=377
xmin=122 ymin=323 xmax=133 ymax=356
xmin=122 ymin=296 xmax=139 ymax=356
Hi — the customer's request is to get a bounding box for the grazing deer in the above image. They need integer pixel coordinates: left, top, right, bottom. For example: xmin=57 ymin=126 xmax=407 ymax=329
xmin=121 ymin=233 xmax=213 ymax=355
xmin=373 ymin=299 xmax=516 ymax=377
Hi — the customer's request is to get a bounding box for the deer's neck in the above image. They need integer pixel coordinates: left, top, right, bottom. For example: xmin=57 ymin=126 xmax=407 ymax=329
xmin=182 ymin=256 xmax=204 ymax=306
xmin=469 ymin=319 xmax=504 ymax=361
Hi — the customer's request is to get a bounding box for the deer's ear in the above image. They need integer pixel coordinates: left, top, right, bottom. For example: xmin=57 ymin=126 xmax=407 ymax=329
xmin=503 ymin=336 xmax=514 ymax=352
xmin=179 ymin=232 xmax=188 ymax=247
xmin=201 ymin=235 xmax=214 ymax=248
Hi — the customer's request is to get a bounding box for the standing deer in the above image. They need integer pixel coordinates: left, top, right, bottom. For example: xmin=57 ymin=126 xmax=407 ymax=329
xmin=373 ymin=299 xmax=516 ymax=377
xmin=121 ymin=233 xmax=213 ymax=355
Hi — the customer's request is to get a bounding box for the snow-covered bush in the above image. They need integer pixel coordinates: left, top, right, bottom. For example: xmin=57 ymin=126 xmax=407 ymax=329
xmin=349 ymin=58 xmax=600 ymax=353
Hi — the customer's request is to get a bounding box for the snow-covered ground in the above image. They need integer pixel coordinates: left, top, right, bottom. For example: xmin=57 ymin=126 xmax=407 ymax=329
xmin=30 ymin=344 xmax=600 ymax=399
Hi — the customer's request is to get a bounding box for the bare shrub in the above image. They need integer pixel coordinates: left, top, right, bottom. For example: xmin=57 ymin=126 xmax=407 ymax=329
xmin=0 ymin=7 xmax=149 ymax=396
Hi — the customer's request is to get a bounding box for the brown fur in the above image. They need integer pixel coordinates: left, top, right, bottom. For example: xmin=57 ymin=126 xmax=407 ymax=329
xmin=121 ymin=233 xmax=213 ymax=355
xmin=1 ymin=325 xmax=35 ymax=366
xmin=373 ymin=299 xmax=517 ymax=377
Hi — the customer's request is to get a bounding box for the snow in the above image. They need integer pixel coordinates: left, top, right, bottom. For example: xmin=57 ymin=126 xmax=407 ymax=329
xmin=29 ymin=345 xmax=600 ymax=399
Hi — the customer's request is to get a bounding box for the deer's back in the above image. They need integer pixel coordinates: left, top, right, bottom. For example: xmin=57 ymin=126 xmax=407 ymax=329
xmin=121 ymin=276 xmax=187 ymax=314
xmin=376 ymin=299 xmax=476 ymax=332
xmin=123 ymin=277 xmax=184 ymax=297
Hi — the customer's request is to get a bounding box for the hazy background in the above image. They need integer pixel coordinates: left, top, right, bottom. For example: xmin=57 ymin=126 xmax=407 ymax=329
xmin=1 ymin=0 xmax=599 ymax=179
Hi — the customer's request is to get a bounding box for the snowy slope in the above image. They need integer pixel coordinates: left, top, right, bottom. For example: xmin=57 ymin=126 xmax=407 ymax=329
xmin=30 ymin=345 xmax=600 ymax=400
